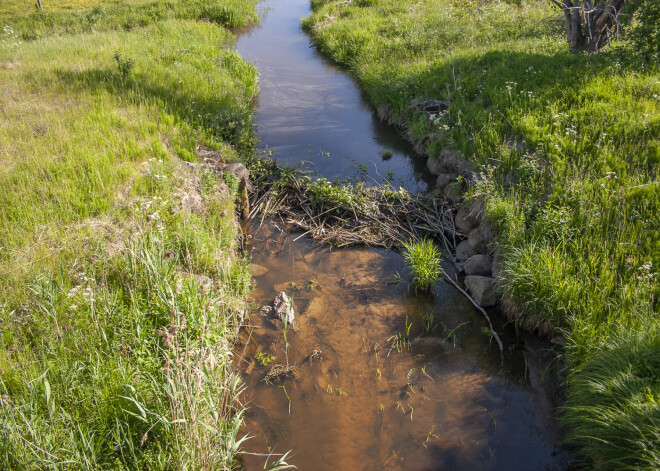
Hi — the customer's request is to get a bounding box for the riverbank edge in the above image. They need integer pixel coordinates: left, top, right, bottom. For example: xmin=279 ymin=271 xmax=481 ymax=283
xmin=376 ymin=103 xmax=554 ymax=336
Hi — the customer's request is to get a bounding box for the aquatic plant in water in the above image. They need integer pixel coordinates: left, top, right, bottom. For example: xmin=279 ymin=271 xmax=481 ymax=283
xmin=403 ymin=238 xmax=441 ymax=293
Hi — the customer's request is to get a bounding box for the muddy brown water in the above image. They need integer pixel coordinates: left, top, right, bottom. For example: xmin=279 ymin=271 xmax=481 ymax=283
xmin=233 ymin=0 xmax=571 ymax=469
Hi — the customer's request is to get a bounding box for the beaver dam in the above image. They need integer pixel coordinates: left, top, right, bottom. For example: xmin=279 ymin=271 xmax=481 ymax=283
xmin=232 ymin=0 xmax=572 ymax=469
xmin=246 ymin=159 xmax=459 ymax=249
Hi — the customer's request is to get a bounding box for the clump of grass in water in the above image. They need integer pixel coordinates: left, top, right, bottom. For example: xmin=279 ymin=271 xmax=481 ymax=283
xmin=403 ymin=238 xmax=441 ymax=293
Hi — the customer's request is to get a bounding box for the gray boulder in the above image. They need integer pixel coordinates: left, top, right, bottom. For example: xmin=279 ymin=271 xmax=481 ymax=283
xmin=454 ymin=205 xmax=480 ymax=233
xmin=468 ymin=223 xmax=494 ymax=254
xmin=443 ymin=183 xmax=463 ymax=204
xmin=427 ymin=156 xmax=444 ymax=176
xmin=411 ymin=99 xmax=450 ymax=114
xmin=464 ymin=276 xmax=498 ymax=307
xmin=273 ymin=291 xmax=297 ymax=330
xmin=463 ymin=254 xmax=493 ymax=276
xmin=436 ymin=173 xmax=456 ymax=189
xmin=221 ymin=162 xmax=249 ymax=182
xmin=455 ymin=240 xmax=477 ymax=261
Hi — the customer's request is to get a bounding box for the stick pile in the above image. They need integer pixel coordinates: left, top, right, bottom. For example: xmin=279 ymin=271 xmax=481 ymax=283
xmin=247 ymin=159 xmax=463 ymax=251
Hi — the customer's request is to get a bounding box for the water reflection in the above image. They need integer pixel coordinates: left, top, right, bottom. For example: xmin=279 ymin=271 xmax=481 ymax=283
xmin=233 ymin=0 xmax=430 ymax=191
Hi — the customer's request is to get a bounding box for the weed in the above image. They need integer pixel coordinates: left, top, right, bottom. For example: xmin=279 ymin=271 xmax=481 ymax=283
xmin=0 ymin=4 xmax=257 ymax=469
xmin=113 ymin=51 xmax=133 ymax=79
xmin=256 ymin=352 xmax=275 ymax=366
xmin=402 ymin=238 xmax=441 ymax=293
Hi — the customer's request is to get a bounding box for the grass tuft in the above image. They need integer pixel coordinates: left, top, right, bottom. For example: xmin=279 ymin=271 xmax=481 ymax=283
xmin=403 ymin=238 xmax=441 ymax=293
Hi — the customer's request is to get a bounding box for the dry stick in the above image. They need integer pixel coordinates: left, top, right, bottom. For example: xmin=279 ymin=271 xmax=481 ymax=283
xmin=442 ymin=274 xmax=504 ymax=355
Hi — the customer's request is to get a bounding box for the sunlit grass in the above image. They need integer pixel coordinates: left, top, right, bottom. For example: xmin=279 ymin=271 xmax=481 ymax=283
xmin=0 ymin=8 xmax=257 ymax=468
xmin=1 ymin=0 xmax=258 ymax=39
xmin=0 ymin=0 xmax=151 ymax=17
xmin=403 ymin=238 xmax=441 ymax=293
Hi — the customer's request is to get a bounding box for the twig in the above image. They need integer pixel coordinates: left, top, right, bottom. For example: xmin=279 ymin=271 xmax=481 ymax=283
xmin=441 ymin=274 xmax=504 ymax=355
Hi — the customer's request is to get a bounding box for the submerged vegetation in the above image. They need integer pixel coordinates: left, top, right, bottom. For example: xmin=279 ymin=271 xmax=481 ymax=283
xmin=304 ymin=0 xmax=659 ymax=468
xmin=0 ymin=1 xmax=257 ymax=468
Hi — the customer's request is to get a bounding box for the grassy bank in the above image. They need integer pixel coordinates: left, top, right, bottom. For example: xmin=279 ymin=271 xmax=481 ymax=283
xmin=0 ymin=3 xmax=258 ymax=468
xmin=303 ymin=0 xmax=659 ymax=469
xmin=1 ymin=0 xmax=257 ymax=39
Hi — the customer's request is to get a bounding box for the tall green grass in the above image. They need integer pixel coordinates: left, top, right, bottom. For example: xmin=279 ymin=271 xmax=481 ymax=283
xmin=303 ymin=0 xmax=659 ymax=468
xmin=403 ymin=238 xmax=441 ymax=293
xmin=0 ymin=7 xmax=257 ymax=469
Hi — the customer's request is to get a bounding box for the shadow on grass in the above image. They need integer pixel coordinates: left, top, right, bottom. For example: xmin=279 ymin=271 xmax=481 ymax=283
xmin=55 ymin=67 xmax=256 ymax=153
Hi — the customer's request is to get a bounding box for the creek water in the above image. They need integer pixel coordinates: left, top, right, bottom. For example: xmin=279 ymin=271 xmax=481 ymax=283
xmin=233 ymin=0 xmax=570 ymax=469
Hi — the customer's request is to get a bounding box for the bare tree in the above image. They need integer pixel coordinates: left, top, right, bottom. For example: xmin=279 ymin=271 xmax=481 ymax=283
xmin=551 ymin=0 xmax=626 ymax=52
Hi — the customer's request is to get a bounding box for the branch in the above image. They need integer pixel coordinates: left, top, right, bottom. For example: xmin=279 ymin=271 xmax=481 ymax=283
xmin=442 ymin=274 xmax=504 ymax=355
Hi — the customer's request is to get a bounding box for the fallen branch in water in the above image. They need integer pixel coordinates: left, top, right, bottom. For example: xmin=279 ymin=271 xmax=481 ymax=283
xmin=441 ymin=274 xmax=504 ymax=355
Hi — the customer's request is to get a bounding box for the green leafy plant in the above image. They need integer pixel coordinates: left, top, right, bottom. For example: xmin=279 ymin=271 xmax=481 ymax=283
xmin=113 ymin=51 xmax=133 ymax=80
xmin=255 ymin=352 xmax=275 ymax=366
xmin=402 ymin=238 xmax=441 ymax=293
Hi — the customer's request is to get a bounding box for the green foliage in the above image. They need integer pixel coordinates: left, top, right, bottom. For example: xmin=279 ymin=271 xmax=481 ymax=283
xmin=0 ymin=4 xmax=256 ymax=469
xmin=307 ymin=178 xmax=361 ymax=208
xmin=223 ymin=170 xmax=240 ymax=197
xmin=625 ymin=0 xmax=660 ymax=59
xmin=2 ymin=0 xmax=258 ymax=40
xmin=113 ymin=51 xmax=133 ymax=79
xmin=402 ymin=238 xmax=441 ymax=293
xmin=563 ymin=326 xmax=660 ymax=471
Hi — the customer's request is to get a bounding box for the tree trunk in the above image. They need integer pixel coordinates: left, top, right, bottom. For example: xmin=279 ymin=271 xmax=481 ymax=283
xmin=560 ymin=0 xmax=625 ymax=52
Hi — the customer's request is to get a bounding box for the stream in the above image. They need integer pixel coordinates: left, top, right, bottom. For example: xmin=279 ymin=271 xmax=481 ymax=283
xmin=233 ymin=0 xmax=571 ymax=469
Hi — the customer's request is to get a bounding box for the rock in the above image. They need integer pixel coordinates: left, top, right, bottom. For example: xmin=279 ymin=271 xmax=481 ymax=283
xmin=410 ymin=99 xmax=450 ymax=114
xmin=426 ymin=156 xmax=444 ymax=176
xmin=435 ymin=173 xmax=456 ymax=189
xmin=455 ymin=240 xmax=477 ymax=261
xmin=454 ymin=205 xmax=480 ymax=233
xmin=273 ymin=291 xmax=296 ymax=329
xmin=273 ymin=282 xmax=290 ymax=293
xmin=377 ymin=104 xmax=393 ymax=122
xmin=251 ymin=264 xmax=269 ymax=277
xmin=463 ymin=254 xmax=493 ymax=276
xmin=304 ymin=297 xmax=326 ymax=317
xmin=427 ymin=148 xmax=468 ymax=176
xmin=221 ymin=162 xmax=249 ymax=182
xmin=180 ymin=192 xmax=203 ymax=214
xmin=468 ymin=223 xmax=494 ymax=254
xmin=196 ymin=146 xmax=225 ymax=163
xmin=443 ymin=183 xmax=463 ymax=204
xmin=464 ymin=276 xmax=499 ymax=307
xmin=260 ymin=305 xmax=273 ymax=316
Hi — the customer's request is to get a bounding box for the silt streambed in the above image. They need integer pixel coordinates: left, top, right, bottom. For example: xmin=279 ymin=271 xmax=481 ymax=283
xmin=232 ymin=0 xmax=571 ymax=469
